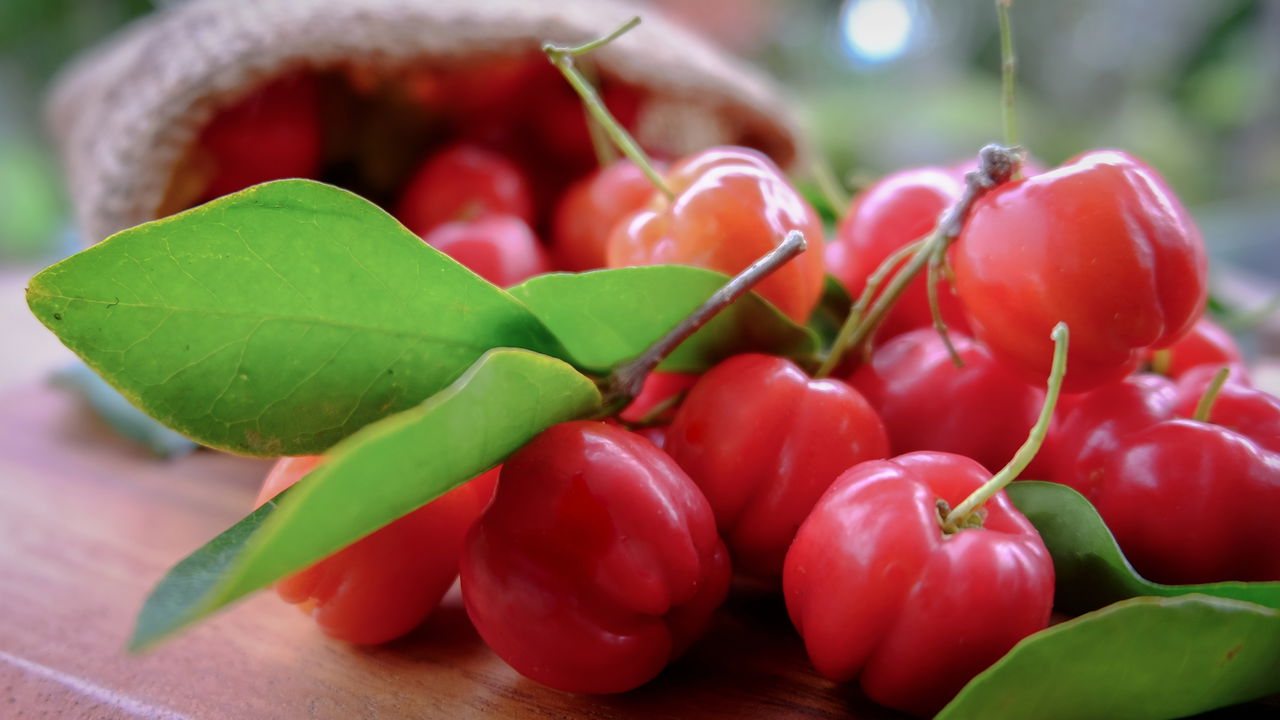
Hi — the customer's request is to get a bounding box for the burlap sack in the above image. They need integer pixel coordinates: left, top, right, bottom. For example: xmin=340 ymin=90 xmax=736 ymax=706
xmin=47 ymin=0 xmax=802 ymax=244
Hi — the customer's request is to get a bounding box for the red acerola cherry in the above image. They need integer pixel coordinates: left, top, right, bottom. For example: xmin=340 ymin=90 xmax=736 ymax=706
xmin=607 ymin=147 xmax=826 ymax=324
xmin=553 ymin=159 xmax=662 ymax=272
xmin=1150 ymin=317 xmax=1247 ymax=381
xmin=784 ymin=452 xmax=1053 ymax=717
xmin=421 ymin=215 xmax=550 ymax=288
xmin=618 ymin=371 xmax=698 ymax=426
xmin=195 ymin=73 xmax=322 ymax=202
xmin=850 ymin=328 xmax=1052 ymax=476
xmin=461 ymin=421 xmax=730 ymax=694
xmin=952 ymin=150 xmax=1208 ymax=392
xmin=256 ymin=457 xmax=498 ymax=645
xmin=826 ymin=167 xmax=971 ymax=339
xmin=1050 ymin=373 xmax=1280 ymax=583
xmin=665 ymin=354 xmax=889 ymax=580
xmin=395 ymin=143 xmax=534 ymax=236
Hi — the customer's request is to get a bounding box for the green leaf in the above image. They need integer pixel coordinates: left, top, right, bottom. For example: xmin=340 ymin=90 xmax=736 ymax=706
xmin=936 ymin=595 xmax=1280 ymax=720
xmin=508 ymin=266 xmax=819 ymax=374
xmin=27 ymin=180 xmax=564 ymax=456
xmin=130 ymin=347 xmax=600 ymax=650
xmin=52 ymin=362 xmax=198 ymax=459
xmin=807 ymin=274 xmax=853 ymax=350
xmin=1008 ymin=482 xmax=1280 ymax=613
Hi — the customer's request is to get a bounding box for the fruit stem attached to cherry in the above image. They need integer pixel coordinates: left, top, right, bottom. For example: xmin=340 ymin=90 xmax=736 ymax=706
xmin=926 ymin=246 xmax=964 ymax=367
xmin=544 ymin=17 xmax=674 ymax=200
xmin=600 ymin=231 xmax=808 ymax=414
xmin=996 ymin=0 xmax=1019 ymax=149
xmin=941 ymin=322 xmax=1068 ymax=534
xmin=1192 ymin=366 xmax=1232 ymax=423
xmin=815 ymin=144 xmax=1022 ymax=378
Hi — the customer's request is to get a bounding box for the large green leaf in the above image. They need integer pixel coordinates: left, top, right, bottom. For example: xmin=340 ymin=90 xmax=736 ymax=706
xmin=27 ymin=180 xmax=563 ymax=456
xmin=130 ymin=348 xmax=601 ymax=650
xmin=936 ymin=595 xmax=1280 ymax=720
xmin=508 ymin=266 xmax=820 ymax=374
xmin=1008 ymin=482 xmax=1280 ymax=613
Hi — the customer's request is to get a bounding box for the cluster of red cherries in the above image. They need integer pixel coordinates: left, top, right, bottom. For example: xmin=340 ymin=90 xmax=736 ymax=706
xmin=204 ymin=54 xmax=1279 ymax=718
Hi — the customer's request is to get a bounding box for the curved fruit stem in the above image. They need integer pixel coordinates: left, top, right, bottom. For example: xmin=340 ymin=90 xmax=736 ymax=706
xmin=1192 ymin=366 xmax=1232 ymax=423
xmin=814 ymin=144 xmax=1022 ymax=378
xmin=997 ymin=0 xmax=1019 ymax=148
xmin=926 ymin=246 xmax=964 ymax=367
xmin=600 ymin=231 xmax=808 ymax=414
xmin=578 ymin=59 xmax=621 ymax=168
xmin=941 ymin=322 xmax=1068 ymax=533
xmin=544 ymin=17 xmax=673 ymax=200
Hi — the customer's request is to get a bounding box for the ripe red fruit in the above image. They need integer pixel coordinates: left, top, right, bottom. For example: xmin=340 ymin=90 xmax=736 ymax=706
xmin=784 ymin=452 xmax=1053 ymax=717
xmin=421 ymin=215 xmax=549 ymax=288
xmin=952 ymin=150 xmax=1207 ymax=392
xmin=1049 ymin=373 xmax=1280 ymax=583
xmin=460 ymin=421 xmax=730 ymax=694
xmin=607 ymin=147 xmax=826 ymax=324
xmin=553 ymin=159 xmax=662 ymax=272
xmin=826 ymin=167 xmax=971 ymax=339
xmin=1150 ymin=317 xmax=1247 ymax=381
xmin=195 ymin=74 xmax=322 ymax=202
xmin=850 ymin=328 xmax=1051 ymax=476
xmin=256 ymin=457 xmax=498 ymax=645
xmin=395 ymin=143 xmax=534 ymax=235
xmin=665 ymin=354 xmax=889 ymax=580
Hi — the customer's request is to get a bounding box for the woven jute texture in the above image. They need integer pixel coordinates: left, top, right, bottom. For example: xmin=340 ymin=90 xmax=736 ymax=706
xmin=47 ymin=0 xmax=802 ymax=244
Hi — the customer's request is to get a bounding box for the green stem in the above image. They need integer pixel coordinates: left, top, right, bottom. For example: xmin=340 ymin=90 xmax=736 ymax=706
xmin=544 ymin=17 xmax=673 ymax=200
xmin=816 ymin=239 xmax=923 ymax=378
xmin=815 ymin=144 xmax=1022 ymax=378
xmin=926 ymin=247 xmax=964 ymax=367
xmin=942 ymin=322 xmax=1068 ymax=533
xmin=578 ymin=59 xmax=620 ymax=168
xmin=1149 ymin=348 xmax=1172 ymax=376
xmin=997 ymin=0 xmax=1018 ymax=148
xmin=600 ymin=231 xmax=808 ymax=413
xmin=1192 ymin=366 xmax=1232 ymax=423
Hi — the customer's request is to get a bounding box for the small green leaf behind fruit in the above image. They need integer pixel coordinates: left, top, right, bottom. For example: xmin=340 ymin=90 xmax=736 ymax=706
xmin=508 ymin=266 xmax=819 ymax=375
xmin=27 ymin=180 xmax=564 ymax=456
xmin=936 ymin=595 xmax=1280 ymax=720
xmin=130 ymin=348 xmax=601 ymax=651
xmin=807 ymin=274 xmax=854 ymax=350
xmin=1007 ymin=481 xmax=1280 ymax=613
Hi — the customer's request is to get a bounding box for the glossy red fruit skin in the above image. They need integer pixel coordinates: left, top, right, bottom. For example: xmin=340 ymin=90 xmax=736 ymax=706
xmin=826 ymin=168 xmax=971 ymax=339
xmin=460 ymin=421 xmax=731 ymax=694
xmin=1152 ymin=317 xmax=1247 ymax=381
xmin=784 ymin=452 xmax=1053 ymax=717
xmin=619 ymin=372 xmax=698 ymax=425
xmin=665 ymin=354 xmax=889 ymax=581
xmin=850 ymin=329 xmax=1052 ymax=476
xmin=421 ymin=215 xmax=549 ymax=288
xmin=953 ymin=150 xmax=1208 ymax=392
xmin=256 ymin=457 xmax=498 ymax=645
xmin=607 ymin=147 xmax=826 ymax=324
xmin=395 ymin=144 xmax=534 ymax=235
xmin=1049 ymin=374 xmax=1280 ymax=583
xmin=196 ymin=74 xmax=322 ymax=202
xmin=553 ymin=160 xmax=661 ymax=272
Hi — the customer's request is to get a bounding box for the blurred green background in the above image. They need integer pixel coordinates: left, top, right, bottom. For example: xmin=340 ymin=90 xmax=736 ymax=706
xmin=1 ymin=0 xmax=1277 ymax=282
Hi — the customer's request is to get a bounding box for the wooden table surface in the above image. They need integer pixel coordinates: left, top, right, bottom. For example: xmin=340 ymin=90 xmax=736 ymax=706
xmin=1 ymin=267 xmax=1273 ymax=720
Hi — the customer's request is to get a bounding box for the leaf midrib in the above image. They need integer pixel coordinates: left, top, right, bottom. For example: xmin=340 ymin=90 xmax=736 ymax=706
xmin=28 ymin=288 xmax=518 ymax=353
